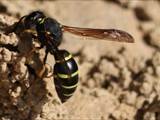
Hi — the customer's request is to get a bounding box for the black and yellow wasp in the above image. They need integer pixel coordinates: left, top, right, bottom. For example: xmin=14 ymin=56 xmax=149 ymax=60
xmin=14 ymin=11 xmax=134 ymax=103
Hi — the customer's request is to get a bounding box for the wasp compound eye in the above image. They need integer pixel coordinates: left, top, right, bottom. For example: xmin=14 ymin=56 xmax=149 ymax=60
xmin=53 ymin=50 xmax=79 ymax=103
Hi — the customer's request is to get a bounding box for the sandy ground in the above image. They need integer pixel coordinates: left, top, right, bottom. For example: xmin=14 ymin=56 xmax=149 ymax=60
xmin=0 ymin=0 xmax=159 ymax=120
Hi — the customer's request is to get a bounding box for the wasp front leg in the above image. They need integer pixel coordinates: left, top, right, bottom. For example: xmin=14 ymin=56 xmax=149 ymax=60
xmin=22 ymin=29 xmax=38 ymax=39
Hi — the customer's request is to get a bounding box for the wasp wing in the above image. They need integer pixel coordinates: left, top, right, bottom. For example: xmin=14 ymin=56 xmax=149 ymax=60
xmin=62 ymin=25 xmax=134 ymax=43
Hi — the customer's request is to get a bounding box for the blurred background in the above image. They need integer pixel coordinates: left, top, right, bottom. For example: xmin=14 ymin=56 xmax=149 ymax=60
xmin=0 ymin=0 xmax=160 ymax=120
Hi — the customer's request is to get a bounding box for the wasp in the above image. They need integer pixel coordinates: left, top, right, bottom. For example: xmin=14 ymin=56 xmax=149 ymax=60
xmin=14 ymin=11 xmax=134 ymax=103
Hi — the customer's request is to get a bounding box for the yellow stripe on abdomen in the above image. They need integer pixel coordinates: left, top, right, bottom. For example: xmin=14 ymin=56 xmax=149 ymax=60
xmin=63 ymin=93 xmax=74 ymax=97
xmin=61 ymin=83 xmax=78 ymax=89
xmin=57 ymin=70 xmax=79 ymax=79
xmin=56 ymin=54 xmax=72 ymax=63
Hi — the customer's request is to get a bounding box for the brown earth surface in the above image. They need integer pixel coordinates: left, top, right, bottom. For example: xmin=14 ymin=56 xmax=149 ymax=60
xmin=0 ymin=0 xmax=159 ymax=120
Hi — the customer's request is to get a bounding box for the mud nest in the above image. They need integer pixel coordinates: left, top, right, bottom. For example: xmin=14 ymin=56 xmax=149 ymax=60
xmin=0 ymin=14 xmax=62 ymax=120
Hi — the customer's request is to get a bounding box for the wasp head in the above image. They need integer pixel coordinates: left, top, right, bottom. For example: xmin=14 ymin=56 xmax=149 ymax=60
xmin=25 ymin=11 xmax=45 ymax=29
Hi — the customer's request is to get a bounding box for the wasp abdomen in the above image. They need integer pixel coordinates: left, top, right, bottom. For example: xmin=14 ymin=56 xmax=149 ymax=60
xmin=53 ymin=50 xmax=78 ymax=102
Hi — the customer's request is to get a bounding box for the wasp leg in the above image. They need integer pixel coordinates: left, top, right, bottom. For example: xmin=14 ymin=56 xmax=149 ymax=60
xmin=41 ymin=64 xmax=53 ymax=78
xmin=44 ymin=71 xmax=54 ymax=78
xmin=21 ymin=29 xmax=38 ymax=39
xmin=43 ymin=63 xmax=53 ymax=78
xmin=43 ymin=49 xmax=49 ymax=64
